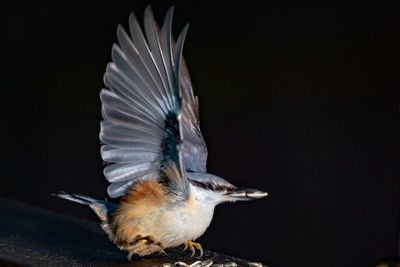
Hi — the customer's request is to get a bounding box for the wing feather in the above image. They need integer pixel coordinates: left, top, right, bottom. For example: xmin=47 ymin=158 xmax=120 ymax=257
xmin=104 ymin=162 xmax=159 ymax=183
xmin=171 ymin=24 xmax=208 ymax=173
xmin=129 ymin=11 xmax=173 ymax=110
xmin=143 ymin=7 xmax=173 ymax=107
xmin=101 ymin=145 xmax=159 ymax=164
xmin=100 ymin=89 xmax=164 ymax=130
xmin=116 ymin=25 xmax=171 ymax=112
xmin=101 ymin=6 xmax=194 ymax=198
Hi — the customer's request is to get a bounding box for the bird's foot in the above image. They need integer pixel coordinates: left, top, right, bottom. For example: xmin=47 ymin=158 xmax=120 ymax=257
xmin=183 ymin=240 xmax=203 ymax=258
xmin=158 ymin=249 xmax=168 ymax=256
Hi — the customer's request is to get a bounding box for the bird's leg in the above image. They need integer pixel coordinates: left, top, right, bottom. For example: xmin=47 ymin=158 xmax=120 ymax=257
xmin=183 ymin=240 xmax=203 ymax=258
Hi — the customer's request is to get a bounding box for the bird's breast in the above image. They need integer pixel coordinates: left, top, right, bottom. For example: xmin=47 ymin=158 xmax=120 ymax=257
xmin=111 ymin=180 xmax=216 ymax=249
xmin=156 ymin=188 xmax=215 ymax=247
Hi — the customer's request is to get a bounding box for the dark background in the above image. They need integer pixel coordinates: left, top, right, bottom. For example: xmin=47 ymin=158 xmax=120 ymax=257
xmin=1 ymin=1 xmax=400 ymax=267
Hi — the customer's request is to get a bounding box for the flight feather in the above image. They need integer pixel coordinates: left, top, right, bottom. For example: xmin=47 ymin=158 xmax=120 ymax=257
xmin=100 ymin=6 xmax=207 ymax=198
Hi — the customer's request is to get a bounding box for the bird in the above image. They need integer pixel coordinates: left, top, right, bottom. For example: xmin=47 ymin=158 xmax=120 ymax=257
xmin=53 ymin=5 xmax=268 ymax=261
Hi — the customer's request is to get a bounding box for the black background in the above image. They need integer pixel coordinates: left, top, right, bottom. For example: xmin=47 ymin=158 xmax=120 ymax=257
xmin=2 ymin=1 xmax=400 ymax=266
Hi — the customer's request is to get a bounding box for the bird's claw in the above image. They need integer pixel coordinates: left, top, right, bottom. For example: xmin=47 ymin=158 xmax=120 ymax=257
xmin=127 ymin=251 xmax=134 ymax=261
xmin=183 ymin=240 xmax=203 ymax=258
xmin=158 ymin=249 xmax=168 ymax=256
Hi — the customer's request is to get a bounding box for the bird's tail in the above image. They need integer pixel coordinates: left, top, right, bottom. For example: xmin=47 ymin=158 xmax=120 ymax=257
xmin=52 ymin=191 xmax=98 ymax=206
xmin=52 ymin=191 xmax=117 ymax=229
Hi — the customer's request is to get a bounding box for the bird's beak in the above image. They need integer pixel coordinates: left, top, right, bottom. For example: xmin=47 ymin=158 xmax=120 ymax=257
xmin=226 ymin=188 xmax=268 ymax=201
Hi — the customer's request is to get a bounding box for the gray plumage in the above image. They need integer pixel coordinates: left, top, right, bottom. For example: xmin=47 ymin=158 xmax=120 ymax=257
xmin=100 ymin=6 xmax=211 ymax=198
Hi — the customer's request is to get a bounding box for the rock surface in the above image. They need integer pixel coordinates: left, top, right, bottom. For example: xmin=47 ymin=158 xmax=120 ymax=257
xmin=0 ymin=198 xmax=267 ymax=267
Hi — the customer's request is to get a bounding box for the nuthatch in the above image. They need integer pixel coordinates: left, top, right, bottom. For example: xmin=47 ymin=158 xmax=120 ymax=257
xmin=54 ymin=6 xmax=268 ymax=260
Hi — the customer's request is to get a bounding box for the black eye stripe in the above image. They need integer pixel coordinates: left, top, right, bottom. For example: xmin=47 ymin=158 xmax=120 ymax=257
xmin=189 ymin=179 xmax=207 ymax=190
xmin=189 ymin=179 xmax=234 ymax=192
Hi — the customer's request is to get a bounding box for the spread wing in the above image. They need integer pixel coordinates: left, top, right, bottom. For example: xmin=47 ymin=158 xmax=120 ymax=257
xmin=179 ymin=55 xmax=208 ymax=173
xmin=100 ymin=6 xmax=207 ymax=198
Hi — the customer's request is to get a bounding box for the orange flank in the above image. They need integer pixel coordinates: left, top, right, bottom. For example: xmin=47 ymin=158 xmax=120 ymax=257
xmin=111 ymin=179 xmax=167 ymax=256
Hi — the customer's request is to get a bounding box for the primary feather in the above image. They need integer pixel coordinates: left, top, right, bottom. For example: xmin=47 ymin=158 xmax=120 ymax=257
xmin=100 ymin=6 xmax=208 ymax=198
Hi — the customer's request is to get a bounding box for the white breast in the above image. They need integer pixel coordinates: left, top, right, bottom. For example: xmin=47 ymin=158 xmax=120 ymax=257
xmin=155 ymin=184 xmax=218 ymax=247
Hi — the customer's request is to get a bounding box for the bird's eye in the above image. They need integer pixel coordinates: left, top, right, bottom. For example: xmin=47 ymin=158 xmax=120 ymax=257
xmin=206 ymin=183 xmax=216 ymax=190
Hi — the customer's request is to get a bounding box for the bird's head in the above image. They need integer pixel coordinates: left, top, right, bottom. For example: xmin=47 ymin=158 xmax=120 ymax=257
xmin=186 ymin=172 xmax=268 ymax=205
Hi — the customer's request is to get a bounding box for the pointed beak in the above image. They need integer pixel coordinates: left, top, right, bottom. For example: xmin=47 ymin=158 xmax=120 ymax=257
xmin=226 ymin=187 xmax=268 ymax=201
